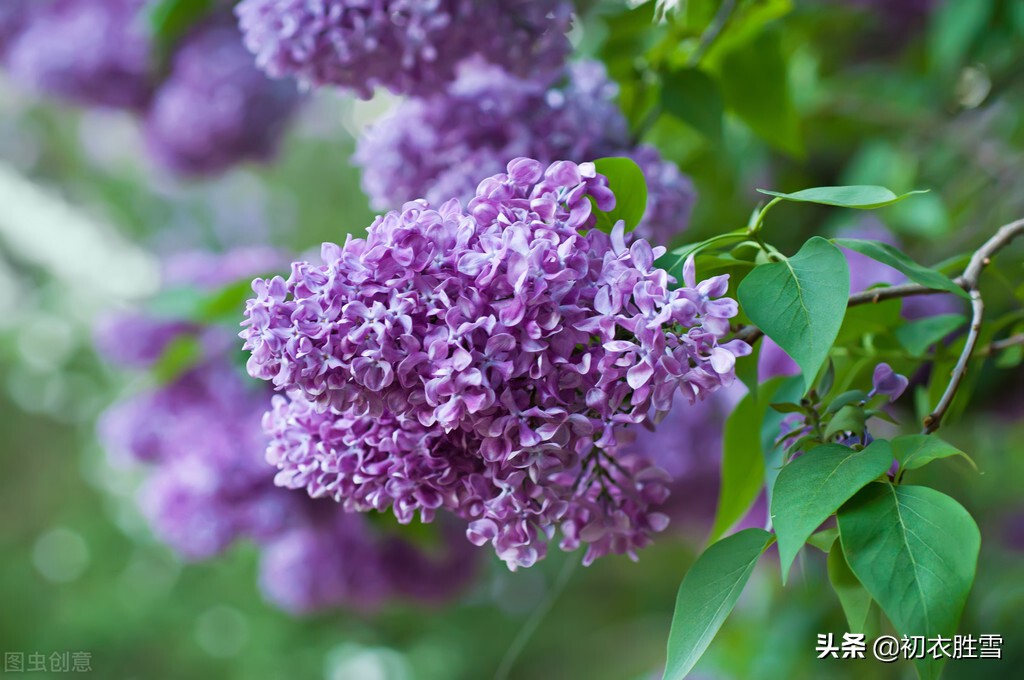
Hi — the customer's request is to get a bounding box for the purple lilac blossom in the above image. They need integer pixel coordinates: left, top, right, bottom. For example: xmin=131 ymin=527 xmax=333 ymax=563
xmin=870 ymin=362 xmax=909 ymax=402
xmin=98 ymin=249 xmax=476 ymax=610
xmin=257 ymin=510 xmax=390 ymax=613
xmin=778 ymin=363 xmax=908 ymax=451
xmin=6 ymin=0 xmax=154 ymax=110
xmin=354 ymin=59 xmax=696 ymax=245
xmin=144 ymin=22 xmax=302 ymax=175
xmin=244 ymin=158 xmax=749 ymax=568
xmin=234 ymin=0 xmax=572 ymax=98
xmin=0 ymin=0 xmax=31 ymax=58
xmin=618 ymin=386 xmax=742 ymax=530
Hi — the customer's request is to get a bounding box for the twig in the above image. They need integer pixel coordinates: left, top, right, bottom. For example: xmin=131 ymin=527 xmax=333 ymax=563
xmin=686 ymin=0 xmax=737 ymax=68
xmin=730 ymin=218 xmax=1024 ymax=432
xmin=922 ymin=218 xmax=1024 ymax=433
xmin=632 ymin=0 xmax=738 ymax=144
xmin=985 ymin=332 xmax=1024 ymax=355
xmin=845 ymin=281 xmax=960 ymax=306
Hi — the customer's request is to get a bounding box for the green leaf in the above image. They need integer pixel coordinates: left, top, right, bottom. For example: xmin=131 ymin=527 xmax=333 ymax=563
xmin=147 ymin=286 xmax=204 ymax=319
xmin=892 ymin=434 xmax=977 ymax=473
xmin=825 ymin=390 xmax=868 ymax=414
xmin=807 ymin=527 xmax=838 ymax=553
xmin=762 ymin=376 xmax=806 ymax=505
xmin=738 ymin=237 xmax=850 ymax=392
xmin=716 ymin=30 xmax=801 ymax=156
xmin=144 ymin=277 xmax=273 ymax=326
xmin=806 ymin=524 xmax=839 ymax=553
xmin=827 ymin=546 xmax=873 ymax=634
xmin=757 ymin=186 xmax=927 ymax=209
xmin=895 ymin=314 xmax=966 ymax=356
xmin=661 ymin=68 xmax=723 ymax=141
xmin=834 ymin=238 xmax=968 ymax=299
xmin=147 ymin=0 xmax=215 ymax=55
xmin=152 ymin=334 xmax=203 ymax=384
xmin=196 ymin=279 xmax=257 ymax=324
xmin=710 ymin=376 xmax=800 ymax=542
xmin=834 ymin=299 xmax=903 ymax=346
xmin=591 ymin=157 xmax=648 ymax=233
xmin=771 ymin=440 xmax=893 ymax=582
xmin=662 ymin=529 xmax=773 ymax=680
xmin=928 ymin=0 xmax=994 ymax=74
xmin=709 ymin=392 xmax=764 ymax=542
xmin=671 ymin=230 xmax=747 ymax=262
xmin=822 ymin=404 xmax=867 ymax=441
xmin=701 ymin=0 xmax=794 ymax=63
xmin=838 ymin=484 xmax=981 ymax=680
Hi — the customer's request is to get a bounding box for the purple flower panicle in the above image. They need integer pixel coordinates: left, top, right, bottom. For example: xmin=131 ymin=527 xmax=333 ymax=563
xmin=98 ymin=249 xmax=477 ymax=611
xmin=145 ymin=23 xmax=302 ymax=175
xmin=243 ymin=158 xmax=748 ymax=568
xmin=234 ymin=0 xmax=572 ymax=97
xmin=354 ymin=59 xmax=696 ymax=244
xmin=6 ymin=0 xmax=154 ymax=109
xmin=0 ymin=0 xmax=31 ymax=58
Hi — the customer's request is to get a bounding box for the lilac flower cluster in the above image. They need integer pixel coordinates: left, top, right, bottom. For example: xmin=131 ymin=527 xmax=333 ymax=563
xmin=144 ymin=22 xmax=301 ymax=175
xmin=354 ymin=59 xmax=696 ymax=245
xmin=1 ymin=4 xmax=301 ymax=176
xmin=0 ymin=0 xmax=30 ymax=58
xmin=617 ymin=387 xmax=743 ymax=531
xmin=243 ymin=158 xmax=749 ymax=568
xmin=234 ymin=0 xmax=572 ymax=98
xmin=98 ymin=249 xmax=477 ymax=613
xmin=5 ymin=0 xmax=154 ymax=110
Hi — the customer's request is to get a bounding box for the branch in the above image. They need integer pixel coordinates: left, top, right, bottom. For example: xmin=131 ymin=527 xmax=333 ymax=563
xmin=686 ymin=0 xmax=736 ymax=68
xmin=923 ymin=218 xmax=1024 ymax=433
xmin=731 ymin=218 xmax=1024 ymax=432
xmin=985 ymin=332 xmax=1024 ymax=355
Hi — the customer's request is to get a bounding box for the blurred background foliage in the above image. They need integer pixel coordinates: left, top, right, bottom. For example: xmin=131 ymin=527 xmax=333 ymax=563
xmin=0 ymin=0 xmax=1022 ymax=678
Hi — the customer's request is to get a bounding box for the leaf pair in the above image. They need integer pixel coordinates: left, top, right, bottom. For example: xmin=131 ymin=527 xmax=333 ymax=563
xmin=738 ymin=185 xmax=963 ymax=393
xmin=665 ymin=435 xmax=979 ymax=680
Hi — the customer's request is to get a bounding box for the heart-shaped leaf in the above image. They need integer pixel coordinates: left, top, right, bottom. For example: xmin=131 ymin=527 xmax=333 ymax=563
xmin=838 ymin=484 xmax=980 ymax=680
xmin=771 ymin=440 xmax=894 ymax=582
xmin=738 ymin=237 xmax=850 ymax=391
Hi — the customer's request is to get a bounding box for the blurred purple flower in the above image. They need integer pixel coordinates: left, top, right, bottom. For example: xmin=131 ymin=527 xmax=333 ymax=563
xmin=98 ymin=249 xmax=477 ymax=611
xmin=354 ymin=59 xmax=696 ymax=244
xmin=6 ymin=0 xmax=154 ymax=109
xmin=0 ymin=0 xmax=31 ymax=58
xmin=234 ymin=0 xmax=572 ymax=98
xmin=618 ymin=386 xmax=744 ymax=531
xmin=257 ymin=510 xmax=390 ymax=613
xmin=870 ymin=362 xmax=909 ymax=402
xmin=244 ymin=158 xmax=747 ymax=569
xmin=144 ymin=22 xmax=302 ymax=175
